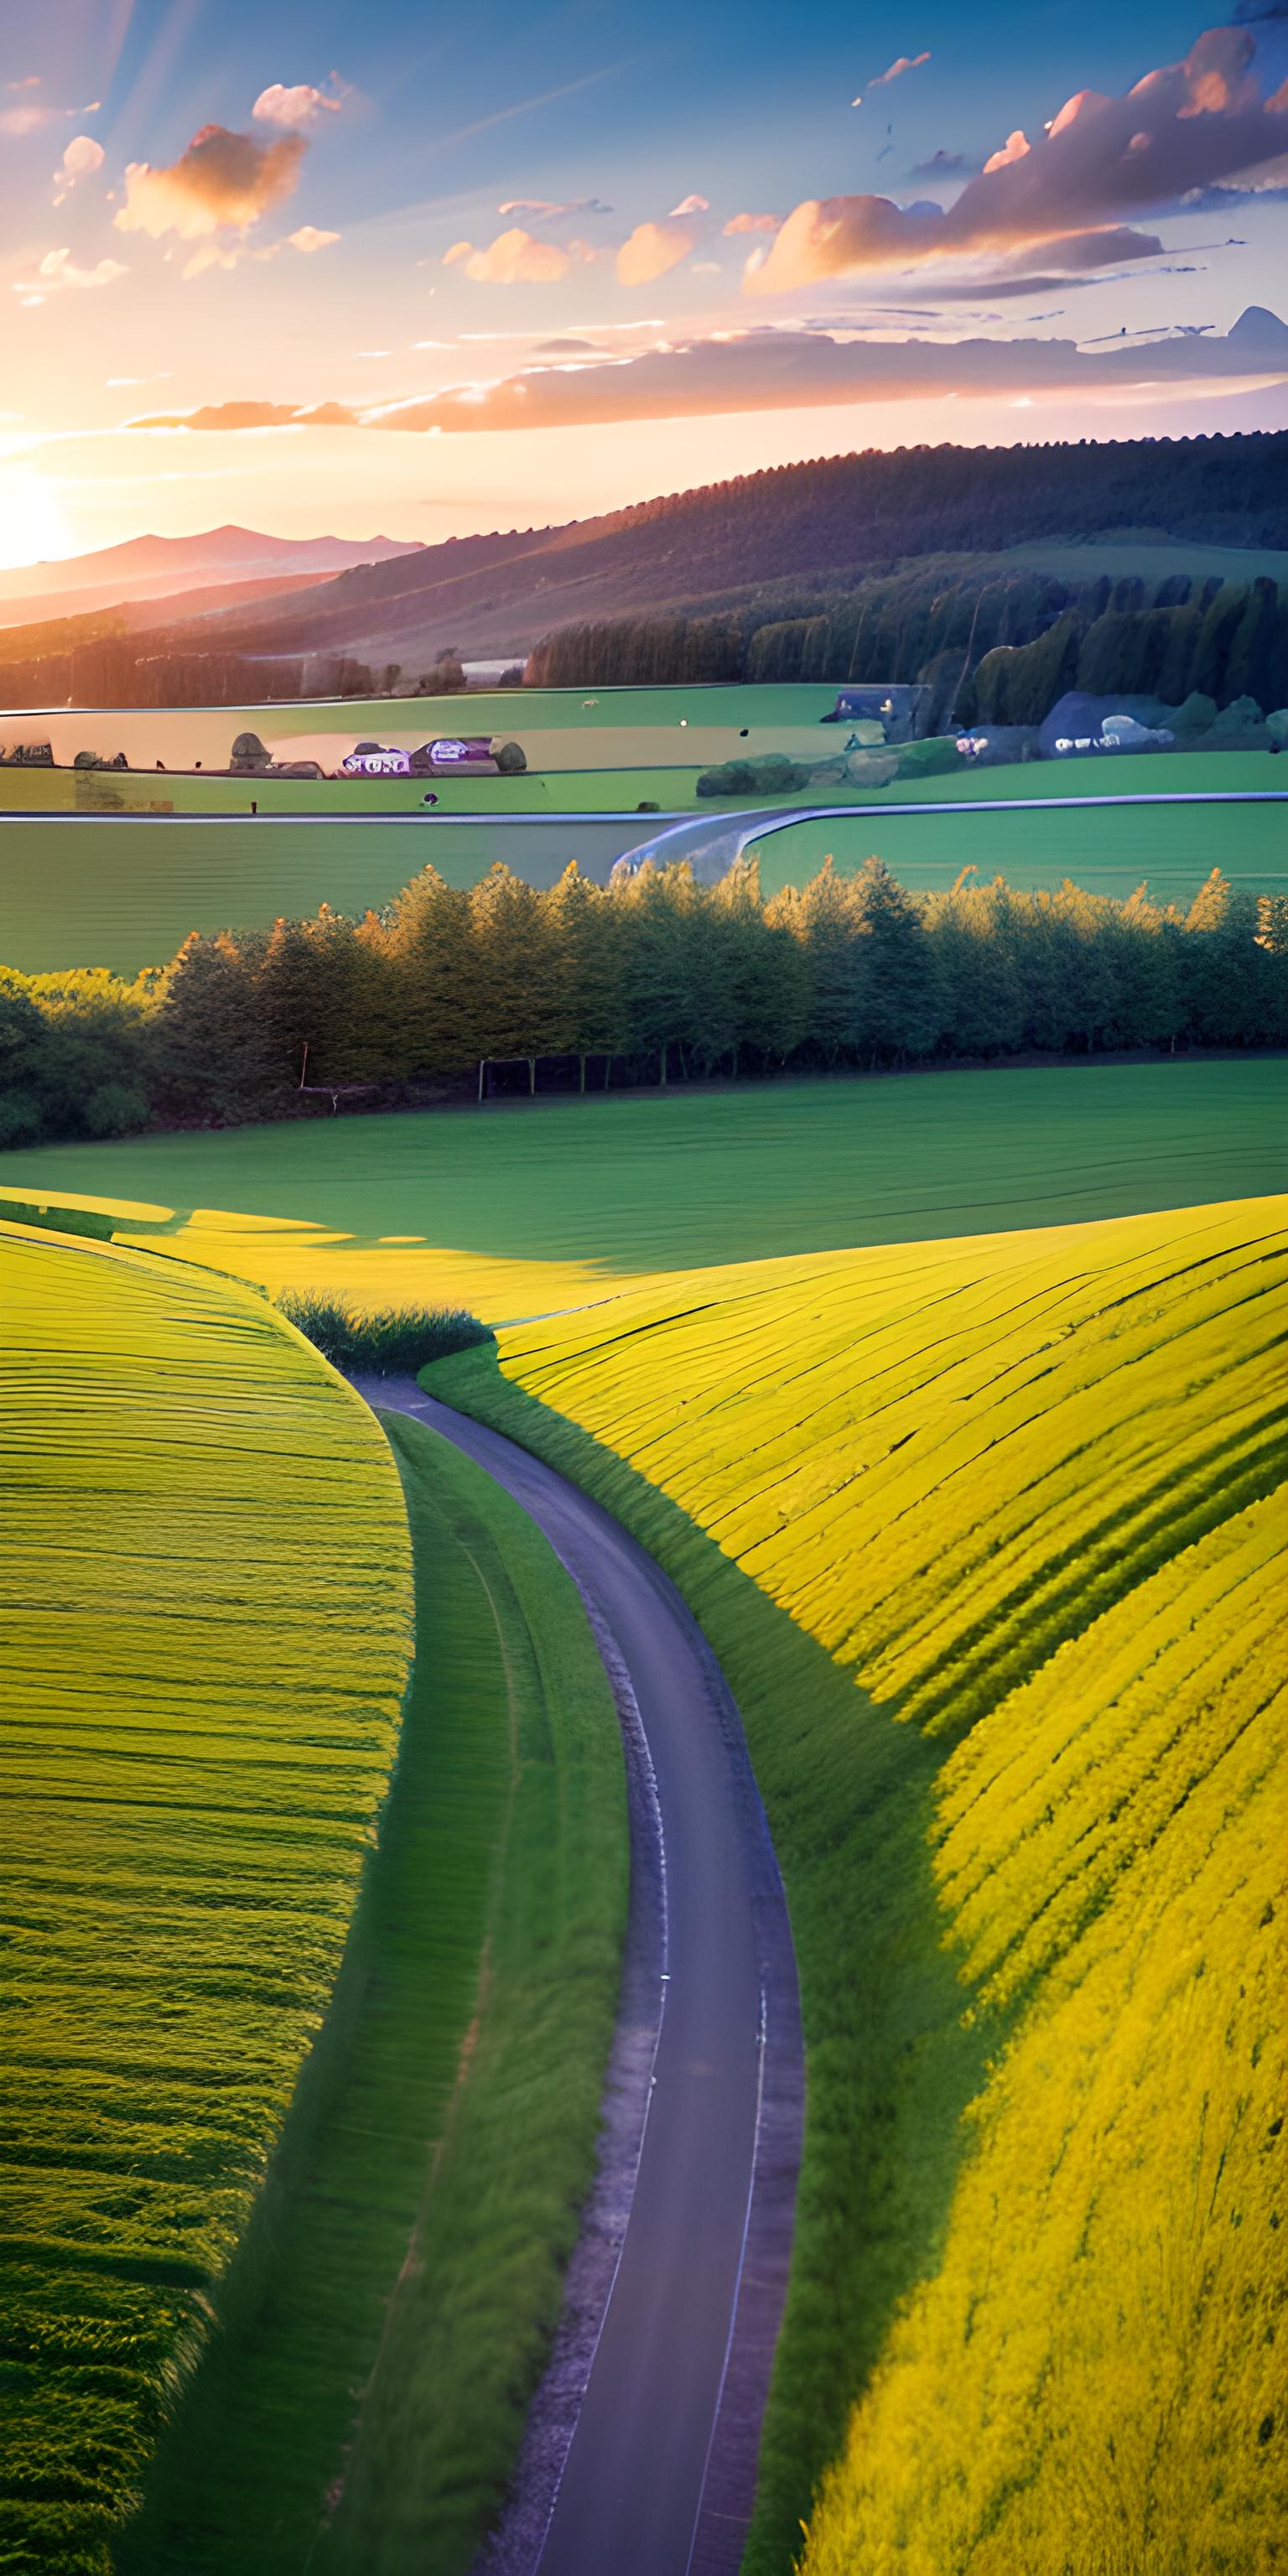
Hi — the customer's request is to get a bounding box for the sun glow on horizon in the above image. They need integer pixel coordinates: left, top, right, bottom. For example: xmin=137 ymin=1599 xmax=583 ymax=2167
xmin=0 ymin=465 xmax=76 ymax=572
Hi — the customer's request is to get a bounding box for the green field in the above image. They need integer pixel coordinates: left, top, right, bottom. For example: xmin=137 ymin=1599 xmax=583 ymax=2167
xmin=0 ymin=762 xmax=702 ymax=815
xmin=0 ymin=750 xmax=1280 ymax=977
xmin=0 ymin=818 xmax=641 ymax=975
xmin=747 ymin=779 xmax=1287 ymax=908
xmin=1 ymin=1223 xmax=412 ymax=2573
xmin=997 ymin=534 xmax=1288 ymax=587
xmin=120 ymin=1411 xmax=626 ymax=2576
xmin=2 ymin=1058 xmax=1284 ymax=1324
xmin=0 ymin=681 xmax=844 ymax=777
xmin=432 ymin=1192 xmax=1287 ymax=2576
xmin=0 ymin=739 xmax=1272 ymax=818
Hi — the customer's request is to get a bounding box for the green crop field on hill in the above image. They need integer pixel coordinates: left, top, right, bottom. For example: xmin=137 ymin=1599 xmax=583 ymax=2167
xmin=431 ymin=1192 xmax=1288 ymax=2576
xmin=748 ymin=768 xmax=1286 ymax=905
xmin=1 ymin=1223 xmax=413 ymax=2573
xmin=3 ymin=1057 xmax=1284 ymax=1325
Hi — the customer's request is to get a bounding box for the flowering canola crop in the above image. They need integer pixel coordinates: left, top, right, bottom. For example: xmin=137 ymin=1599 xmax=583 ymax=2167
xmin=483 ymin=1195 xmax=1285 ymax=2574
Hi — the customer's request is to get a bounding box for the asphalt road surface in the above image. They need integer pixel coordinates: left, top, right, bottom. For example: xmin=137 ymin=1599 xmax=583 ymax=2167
xmin=353 ymin=1375 xmax=802 ymax=2576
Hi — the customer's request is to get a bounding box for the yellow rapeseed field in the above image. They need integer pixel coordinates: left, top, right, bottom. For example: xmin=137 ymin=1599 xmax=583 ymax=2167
xmin=1 ymin=1223 xmax=412 ymax=2573
xmin=469 ymin=1195 xmax=1286 ymax=2575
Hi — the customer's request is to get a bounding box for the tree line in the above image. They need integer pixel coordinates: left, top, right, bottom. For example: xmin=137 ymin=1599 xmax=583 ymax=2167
xmin=0 ymin=636 xmax=484 ymax=720
xmin=3 ymin=859 xmax=1285 ymax=1151
xmin=527 ymin=564 xmax=1288 ymax=728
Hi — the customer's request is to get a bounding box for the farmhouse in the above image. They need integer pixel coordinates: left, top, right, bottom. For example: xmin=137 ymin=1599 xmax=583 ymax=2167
xmin=342 ymin=742 xmax=412 ymax=777
xmin=410 ymin=736 xmax=500 ymax=776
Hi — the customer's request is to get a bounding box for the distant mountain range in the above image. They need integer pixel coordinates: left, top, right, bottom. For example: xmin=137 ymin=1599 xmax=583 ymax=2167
xmin=0 ymin=527 xmax=421 ymax=629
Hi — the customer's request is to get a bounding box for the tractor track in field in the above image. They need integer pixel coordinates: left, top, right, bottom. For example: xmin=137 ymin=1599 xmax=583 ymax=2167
xmin=351 ymin=1374 xmax=802 ymax=2576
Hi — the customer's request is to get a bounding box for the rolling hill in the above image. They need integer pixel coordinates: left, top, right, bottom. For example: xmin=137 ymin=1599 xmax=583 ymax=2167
xmin=132 ymin=428 xmax=1288 ymax=666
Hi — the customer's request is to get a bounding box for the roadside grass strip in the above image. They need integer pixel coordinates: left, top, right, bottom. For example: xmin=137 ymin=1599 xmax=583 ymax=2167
xmin=118 ymin=1411 xmax=626 ymax=2576
xmin=0 ymin=1224 xmax=412 ymax=2573
xmin=3 ymin=1057 xmax=1285 ymax=1332
xmin=428 ymin=1193 xmax=1288 ymax=2575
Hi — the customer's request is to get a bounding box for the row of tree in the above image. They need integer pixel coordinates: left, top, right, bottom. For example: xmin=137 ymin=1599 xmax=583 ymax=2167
xmin=3 ymin=860 xmax=1285 ymax=1151
xmin=0 ymin=640 xmax=486 ymax=719
xmin=527 ymin=567 xmax=1288 ymax=727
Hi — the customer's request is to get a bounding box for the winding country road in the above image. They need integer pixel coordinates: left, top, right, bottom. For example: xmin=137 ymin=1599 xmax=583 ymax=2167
xmin=351 ymin=1375 xmax=802 ymax=2576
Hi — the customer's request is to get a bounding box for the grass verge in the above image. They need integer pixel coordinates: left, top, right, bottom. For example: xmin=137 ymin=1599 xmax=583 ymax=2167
xmin=117 ymin=1410 xmax=626 ymax=2576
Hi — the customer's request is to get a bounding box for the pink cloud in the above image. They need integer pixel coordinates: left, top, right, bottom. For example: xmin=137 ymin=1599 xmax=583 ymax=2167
xmin=983 ymin=129 xmax=1031 ymax=174
xmin=444 ymin=226 xmax=576 ymax=282
xmin=355 ymin=308 xmax=1288 ymax=430
xmin=668 ymin=193 xmax=709 ymax=216
xmin=141 ymin=304 xmax=1288 ymax=437
xmin=724 ymin=210 xmax=781 ymax=233
xmin=751 ymin=24 xmax=1288 ymax=290
xmin=616 ymin=220 xmax=693 ymax=284
xmin=868 ymin=52 xmax=931 ymax=86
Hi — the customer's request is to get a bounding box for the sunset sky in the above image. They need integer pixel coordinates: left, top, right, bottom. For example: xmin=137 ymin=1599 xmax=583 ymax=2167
xmin=2 ymin=0 xmax=1286 ymax=566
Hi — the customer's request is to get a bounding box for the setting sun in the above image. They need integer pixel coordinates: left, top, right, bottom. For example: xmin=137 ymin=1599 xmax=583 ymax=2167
xmin=0 ymin=463 xmax=73 ymax=571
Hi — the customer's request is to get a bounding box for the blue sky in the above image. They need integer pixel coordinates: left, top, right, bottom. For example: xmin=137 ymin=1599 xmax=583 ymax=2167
xmin=1 ymin=0 xmax=1285 ymax=558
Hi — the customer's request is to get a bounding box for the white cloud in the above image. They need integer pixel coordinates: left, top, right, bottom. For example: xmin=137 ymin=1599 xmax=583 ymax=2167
xmin=252 ymin=78 xmax=348 ymax=128
xmin=12 ymin=246 xmax=127 ymax=295
xmin=498 ymin=195 xmax=613 ymax=216
xmin=1 ymin=95 xmax=100 ymax=138
xmin=669 ymin=193 xmax=709 ymax=216
xmin=287 ymin=224 xmax=339 ymax=252
xmin=55 ymin=133 xmax=103 ymax=195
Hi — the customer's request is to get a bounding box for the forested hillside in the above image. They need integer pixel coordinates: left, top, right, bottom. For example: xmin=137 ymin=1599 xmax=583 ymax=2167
xmin=528 ymin=564 xmax=1288 ymax=722
xmin=0 ymin=432 xmax=1282 ymax=704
